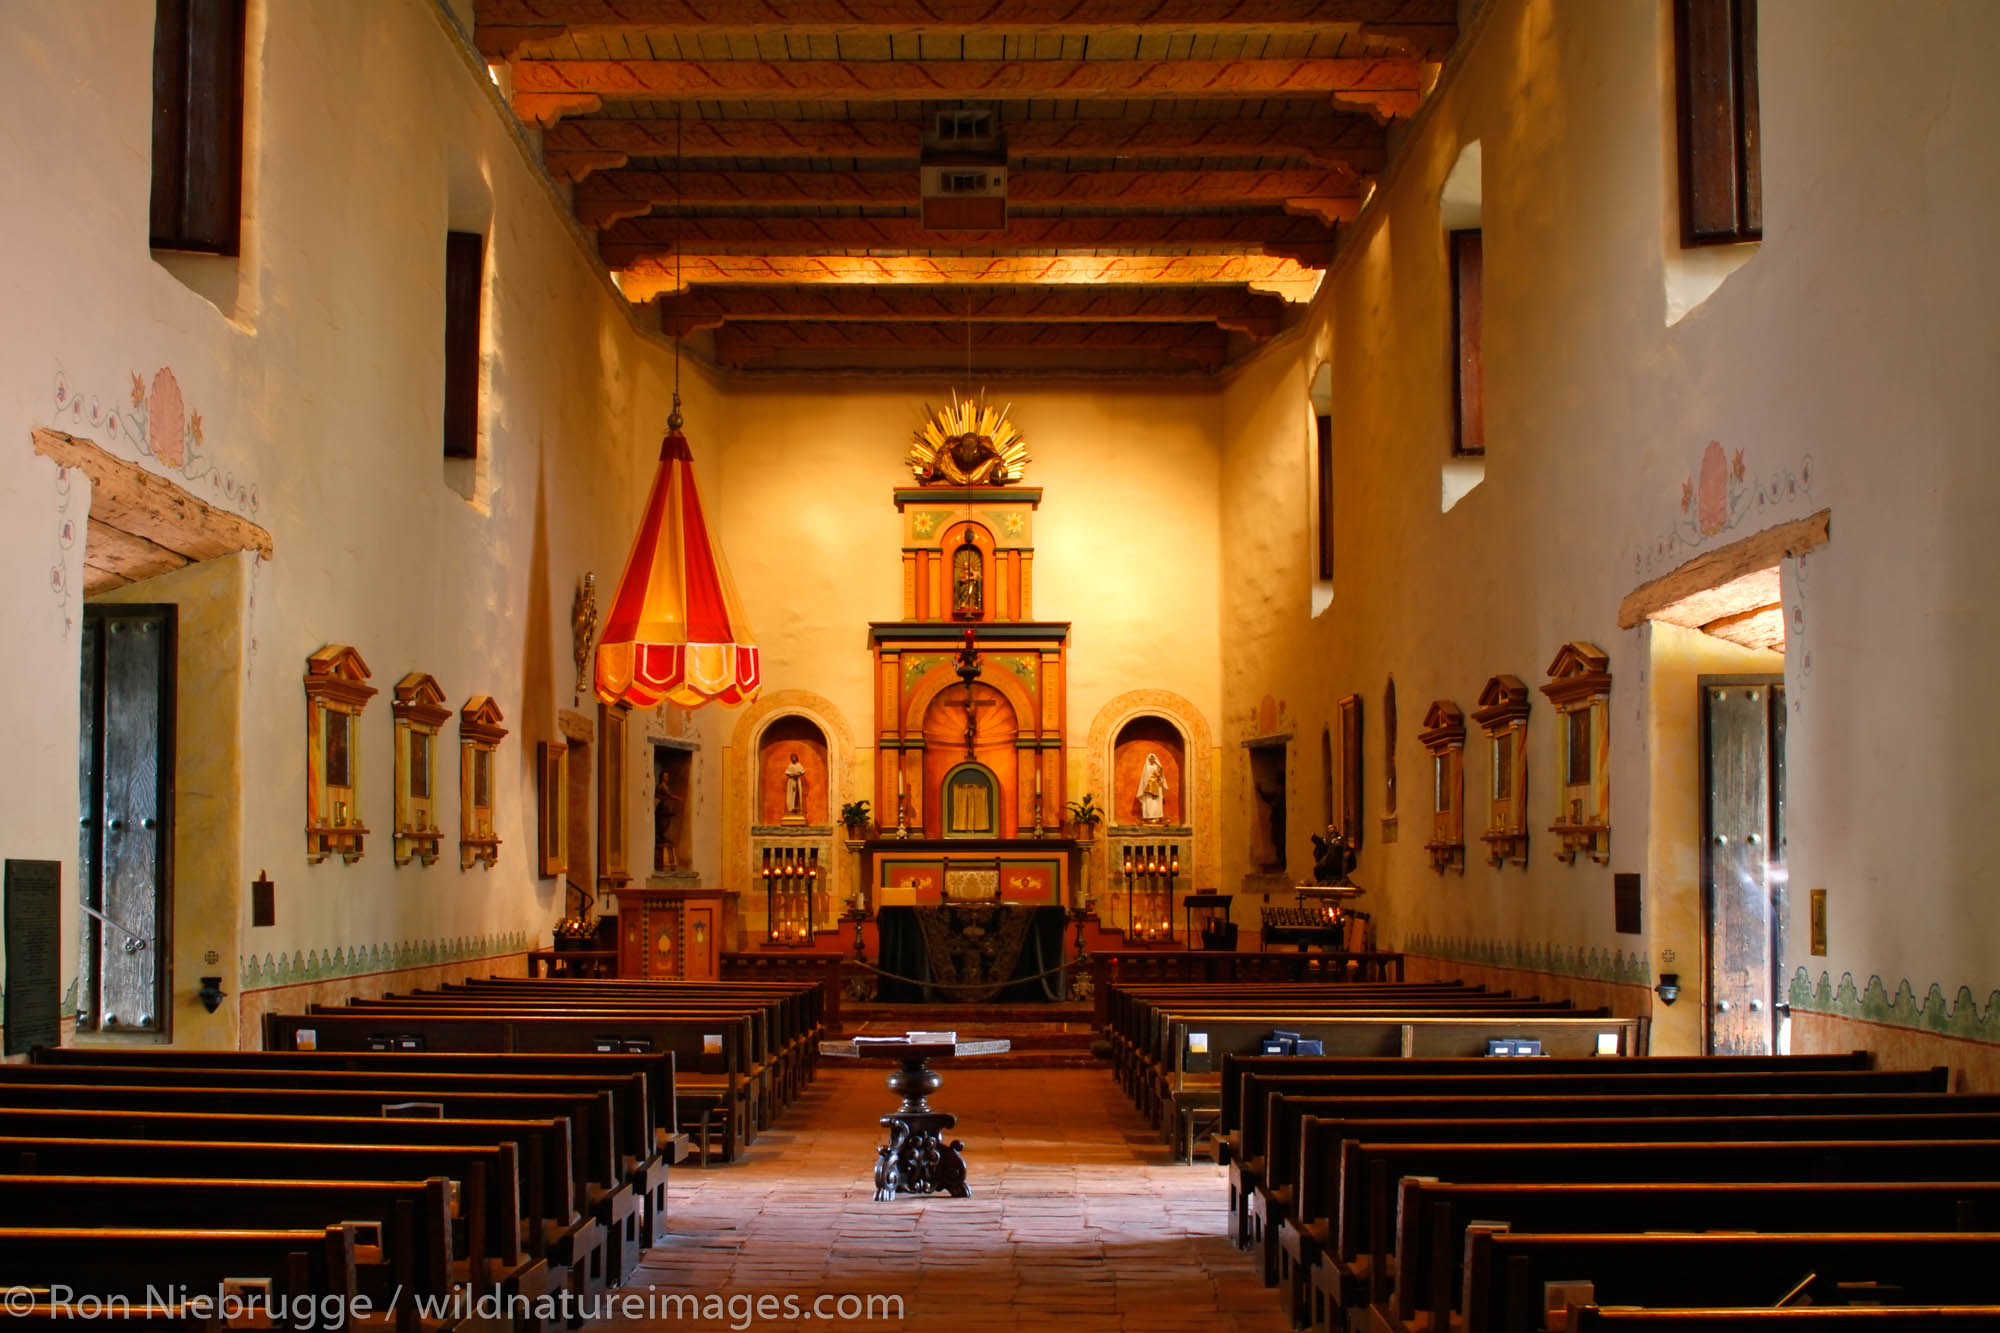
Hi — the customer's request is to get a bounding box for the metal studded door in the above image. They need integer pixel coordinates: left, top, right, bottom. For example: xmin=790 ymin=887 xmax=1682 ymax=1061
xmin=1702 ymin=675 xmax=1785 ymax=1055
xmin=77 ymin=604 xmax=175 ymax=1035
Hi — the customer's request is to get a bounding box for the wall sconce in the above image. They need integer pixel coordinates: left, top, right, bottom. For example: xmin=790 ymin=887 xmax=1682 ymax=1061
xmin=198 ymin=976 xmax=228 ymax=1013
xmin=1654 ymin=972 xmax=1681 ymax=1006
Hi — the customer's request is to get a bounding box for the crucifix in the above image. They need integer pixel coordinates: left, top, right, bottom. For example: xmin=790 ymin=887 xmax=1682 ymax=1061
xmin=954 ymin=627 xmax=985 ymax=759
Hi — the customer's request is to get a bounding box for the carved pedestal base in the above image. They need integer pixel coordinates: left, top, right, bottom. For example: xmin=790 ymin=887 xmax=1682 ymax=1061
xmin=871 ymin=1057 xmax=970 ymax=1200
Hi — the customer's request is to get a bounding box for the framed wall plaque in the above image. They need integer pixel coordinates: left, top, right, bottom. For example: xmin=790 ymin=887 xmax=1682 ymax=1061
xmin=1337 ymin=693 xmax=1363 ymax=849
xmin=1418 ymin=699 xmax=1465 ymax=873
xmin=537 ymin=740 xmax=569 ymax=879
xmin=458 ymin=695 xmax=507 ymax=870
xmin=1472 ymin=673 xmax=1531 ymax=866
xmin=391 ymin=673 xmax=450 ymax=867
xmin=305 ymin=645 xmax=377 ymax=864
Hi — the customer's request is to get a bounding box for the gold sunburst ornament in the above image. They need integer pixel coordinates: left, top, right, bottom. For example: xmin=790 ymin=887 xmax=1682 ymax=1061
xmin=908 ymin=389 xmax=1030 ymax=486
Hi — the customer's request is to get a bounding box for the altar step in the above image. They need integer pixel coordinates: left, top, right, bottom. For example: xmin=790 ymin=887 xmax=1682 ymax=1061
xmin=832 ymin=1005 xmax=1105 ymax=1068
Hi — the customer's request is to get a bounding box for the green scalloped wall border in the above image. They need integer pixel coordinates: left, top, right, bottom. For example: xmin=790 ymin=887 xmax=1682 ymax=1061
xmin=1789 ymin=968 xmax=2000 ymax=1046
xmin=1403 ymin=932 xmax=1652 ymax=988
xmin=239 ymin=931 xmax=530 ymax=992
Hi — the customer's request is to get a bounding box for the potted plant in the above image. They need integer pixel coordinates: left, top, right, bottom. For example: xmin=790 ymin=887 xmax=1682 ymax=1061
xmin=839 ymin=799 xmax=873 ymax=839
xmin=1066 ymin=793 xmax=1103 ymax=840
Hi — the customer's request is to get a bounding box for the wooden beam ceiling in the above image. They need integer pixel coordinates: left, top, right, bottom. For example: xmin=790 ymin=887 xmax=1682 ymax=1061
xmin=716 ymin=319 xmax=1230 ymax=370
xmin=512 ymin=56 xmax=1428 ymax=124
xmin=542 ymin=114 xmax=1387 ymax=182
xmin=476 ymin=0 xmax=1458 ymax=55
xmin=575 ymin=167 xmax=1363 ymax=227
xmin=616 ymin=253 xmax=1326 ymax=302
xmin=656 ymin=284 xmax=1290 ymax=338
xmin=479 ymin=0 xmax=1456 ymax=373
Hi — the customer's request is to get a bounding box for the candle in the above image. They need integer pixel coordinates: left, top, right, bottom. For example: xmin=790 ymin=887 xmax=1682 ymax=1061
xmin=1035 ymin=768 xmax=1041 ymax=796
xmin=897 ymin=769 xmax=905 ymax=797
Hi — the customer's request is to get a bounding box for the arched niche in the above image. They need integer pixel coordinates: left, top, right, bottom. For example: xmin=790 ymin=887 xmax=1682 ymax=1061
xmin=1113 ymin=714 xmax=1187 ymax=826
xmin=942 ymin=520 xmax=996 ymax=622
xmin=919 ymin=681 xmax=1018 ymax=838
xmin=938 ymin=760 xmax=1002 ymax=839
xmin=757 ymin=714 xmax=829 ymax=826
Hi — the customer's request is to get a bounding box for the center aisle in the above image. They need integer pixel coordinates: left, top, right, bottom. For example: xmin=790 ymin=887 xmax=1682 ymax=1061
xmin=612 ymin=1064 xmax=1287 ymax=1331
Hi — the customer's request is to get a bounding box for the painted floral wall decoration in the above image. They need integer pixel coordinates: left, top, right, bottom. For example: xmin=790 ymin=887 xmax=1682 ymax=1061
xmin=1633 ymin=441 xmax=1814 ymax=582
xmin=52 ymin=366 xmax=258 ymax=515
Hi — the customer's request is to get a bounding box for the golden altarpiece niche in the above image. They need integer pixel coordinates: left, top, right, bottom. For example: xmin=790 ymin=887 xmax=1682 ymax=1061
xmin=458 ymin=695 xmax=507 ymax=870
xmin=1541 ymin=641 xmax=1611 ymax=864
xmin=391 ymin=672 xmax=450 ymax=867
xmin=1418 ymin=700 xmax=1465 ymax=874
xmin=305 ymin=645 xmax=377 ymax=865
xmin=1472 ymin=674 xmax=1531 ymax=866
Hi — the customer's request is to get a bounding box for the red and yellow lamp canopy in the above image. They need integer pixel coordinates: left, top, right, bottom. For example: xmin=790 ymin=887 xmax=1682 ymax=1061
xmin=594 ymin=399 xmax=760 ymax=709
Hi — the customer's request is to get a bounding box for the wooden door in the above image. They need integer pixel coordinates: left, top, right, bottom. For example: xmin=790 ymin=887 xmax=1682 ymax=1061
xmin=78 ymin=605 xmax=176 ymax=1035
xmin=1702 ymin=675 xmax=1785 ymax=1054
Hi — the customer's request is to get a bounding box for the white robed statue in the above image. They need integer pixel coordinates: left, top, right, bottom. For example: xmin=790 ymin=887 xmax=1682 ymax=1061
xmin=1137 ymin=752 xmax=1168 ymax=823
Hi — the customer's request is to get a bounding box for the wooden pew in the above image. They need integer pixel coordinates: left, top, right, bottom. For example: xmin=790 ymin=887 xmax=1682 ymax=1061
xmin=1571 ymin=1308 xmax=2000 ymax=1330
xmin=0 ymin=1063 xmax=647 ymax=1286
xmin=1281 ymin=1096 xmax=2000 ymax=1329
xmin=1156 ymin=1013 xmax=1646 ymax=1155
xmin=1089 ymin=952 xmax=1412 ymax=1023
xmin=439 ymin=979 xmax=822 ymax=1112
xmin=1247 ymin=1071 xmax=1955 ymax=1313
xmin=0 ymin=1226 xmax=358 ymax=1322
xmin=262 ymin=1010 xmax=751 ymax=1165
xmin=0 ymin=1114 xmax=556 ymax=1294
xmin=0 ymin=1175 xmax=453 ymax=1333
xmin=1388 ymin=1180 xmax=2000 ymax=1333
xmin=26 ymin=1048 xmax=685 ymax=1248
xmin=1318 ymin=1141 xmax=2000 ymax=1333
xmin=1224 ymin=1052 xmax=1876 ymax=1229
xmin=1463 ymin=1233 xmax=2000 ymax=1333
xmin=1216 ymin=1051 xmax=1873 ymax=1163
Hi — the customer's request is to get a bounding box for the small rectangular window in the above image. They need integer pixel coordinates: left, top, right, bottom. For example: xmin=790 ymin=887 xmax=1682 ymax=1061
xmin=443 ymin=231 xmax=486 ymax=461
xmin=1315 ymin=413 xmax=1334 ymax=580
xmin=1450 ymin=228 xmax=1484 ymax=456
xmin=150 ymin=0 xmax=247 ymax=254
xmin=1674 ymin=0 xmax=1761 ymax=246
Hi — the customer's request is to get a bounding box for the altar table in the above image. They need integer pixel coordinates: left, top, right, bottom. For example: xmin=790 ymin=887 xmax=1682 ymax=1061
xmin=874 ymin=903 xmax=1069 ymax=1003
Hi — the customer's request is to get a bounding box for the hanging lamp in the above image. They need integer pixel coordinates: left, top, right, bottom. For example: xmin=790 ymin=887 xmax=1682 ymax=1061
xmin=593 ymin=109 xmax=759 ymax=711
xmin=593 ymin=394 xmax=760 ymax=709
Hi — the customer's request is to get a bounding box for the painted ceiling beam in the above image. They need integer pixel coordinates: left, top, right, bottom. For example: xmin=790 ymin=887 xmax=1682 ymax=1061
xmin=597 ymin=212 xmax=1340 ymax=267
xmin=655 ymin=283 xmax=1290 ymax=338
xmin=615 ymin=252 xmax=1324 ymax=302
xmin=511 ymin=56 xmax=1427 ymax=122
xmin=715 ymin=319 xmax=1229 ymax=370
xmin=475 ymin=0 xmax=1457 ymax=54
xmin=573 ymin=167 xmax=1364 ymax=226
xmin=542 ymin=113 xmax=1385 ymax=181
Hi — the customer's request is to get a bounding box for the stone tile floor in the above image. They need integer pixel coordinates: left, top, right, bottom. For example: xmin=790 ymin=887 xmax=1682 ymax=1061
xmin=609 ymin=1065 xmax=1286 ymax=1332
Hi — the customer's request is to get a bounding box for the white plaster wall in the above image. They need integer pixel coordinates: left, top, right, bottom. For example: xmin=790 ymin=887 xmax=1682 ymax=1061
xmin=0 ymin=0 xmax=702 ymax=1019
xmin=1219 ymin=0 xmax=2000 ymax=1008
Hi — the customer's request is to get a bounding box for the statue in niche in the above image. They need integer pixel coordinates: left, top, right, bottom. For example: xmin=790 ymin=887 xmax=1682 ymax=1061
xmin=654 ymin=768 xmax=682 ymax=871
xmin=952 ymin=540 xmax=983 ymax=618
xmin=1137 ymin=752 xmax=1169 ymax=824
xmin=783 ymin=752 xmax=807 ymax=822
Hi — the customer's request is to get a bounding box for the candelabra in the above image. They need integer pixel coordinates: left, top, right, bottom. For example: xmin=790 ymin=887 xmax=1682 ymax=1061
xmin=1121 ymin=842 xmax=1180 ymax=945
xmin=761 ymin=844 xmax=819 ymax=946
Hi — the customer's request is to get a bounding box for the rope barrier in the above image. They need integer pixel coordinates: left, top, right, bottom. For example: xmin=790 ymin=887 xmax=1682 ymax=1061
xmin=846 ymin=955 xmax=1078 ymax=990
